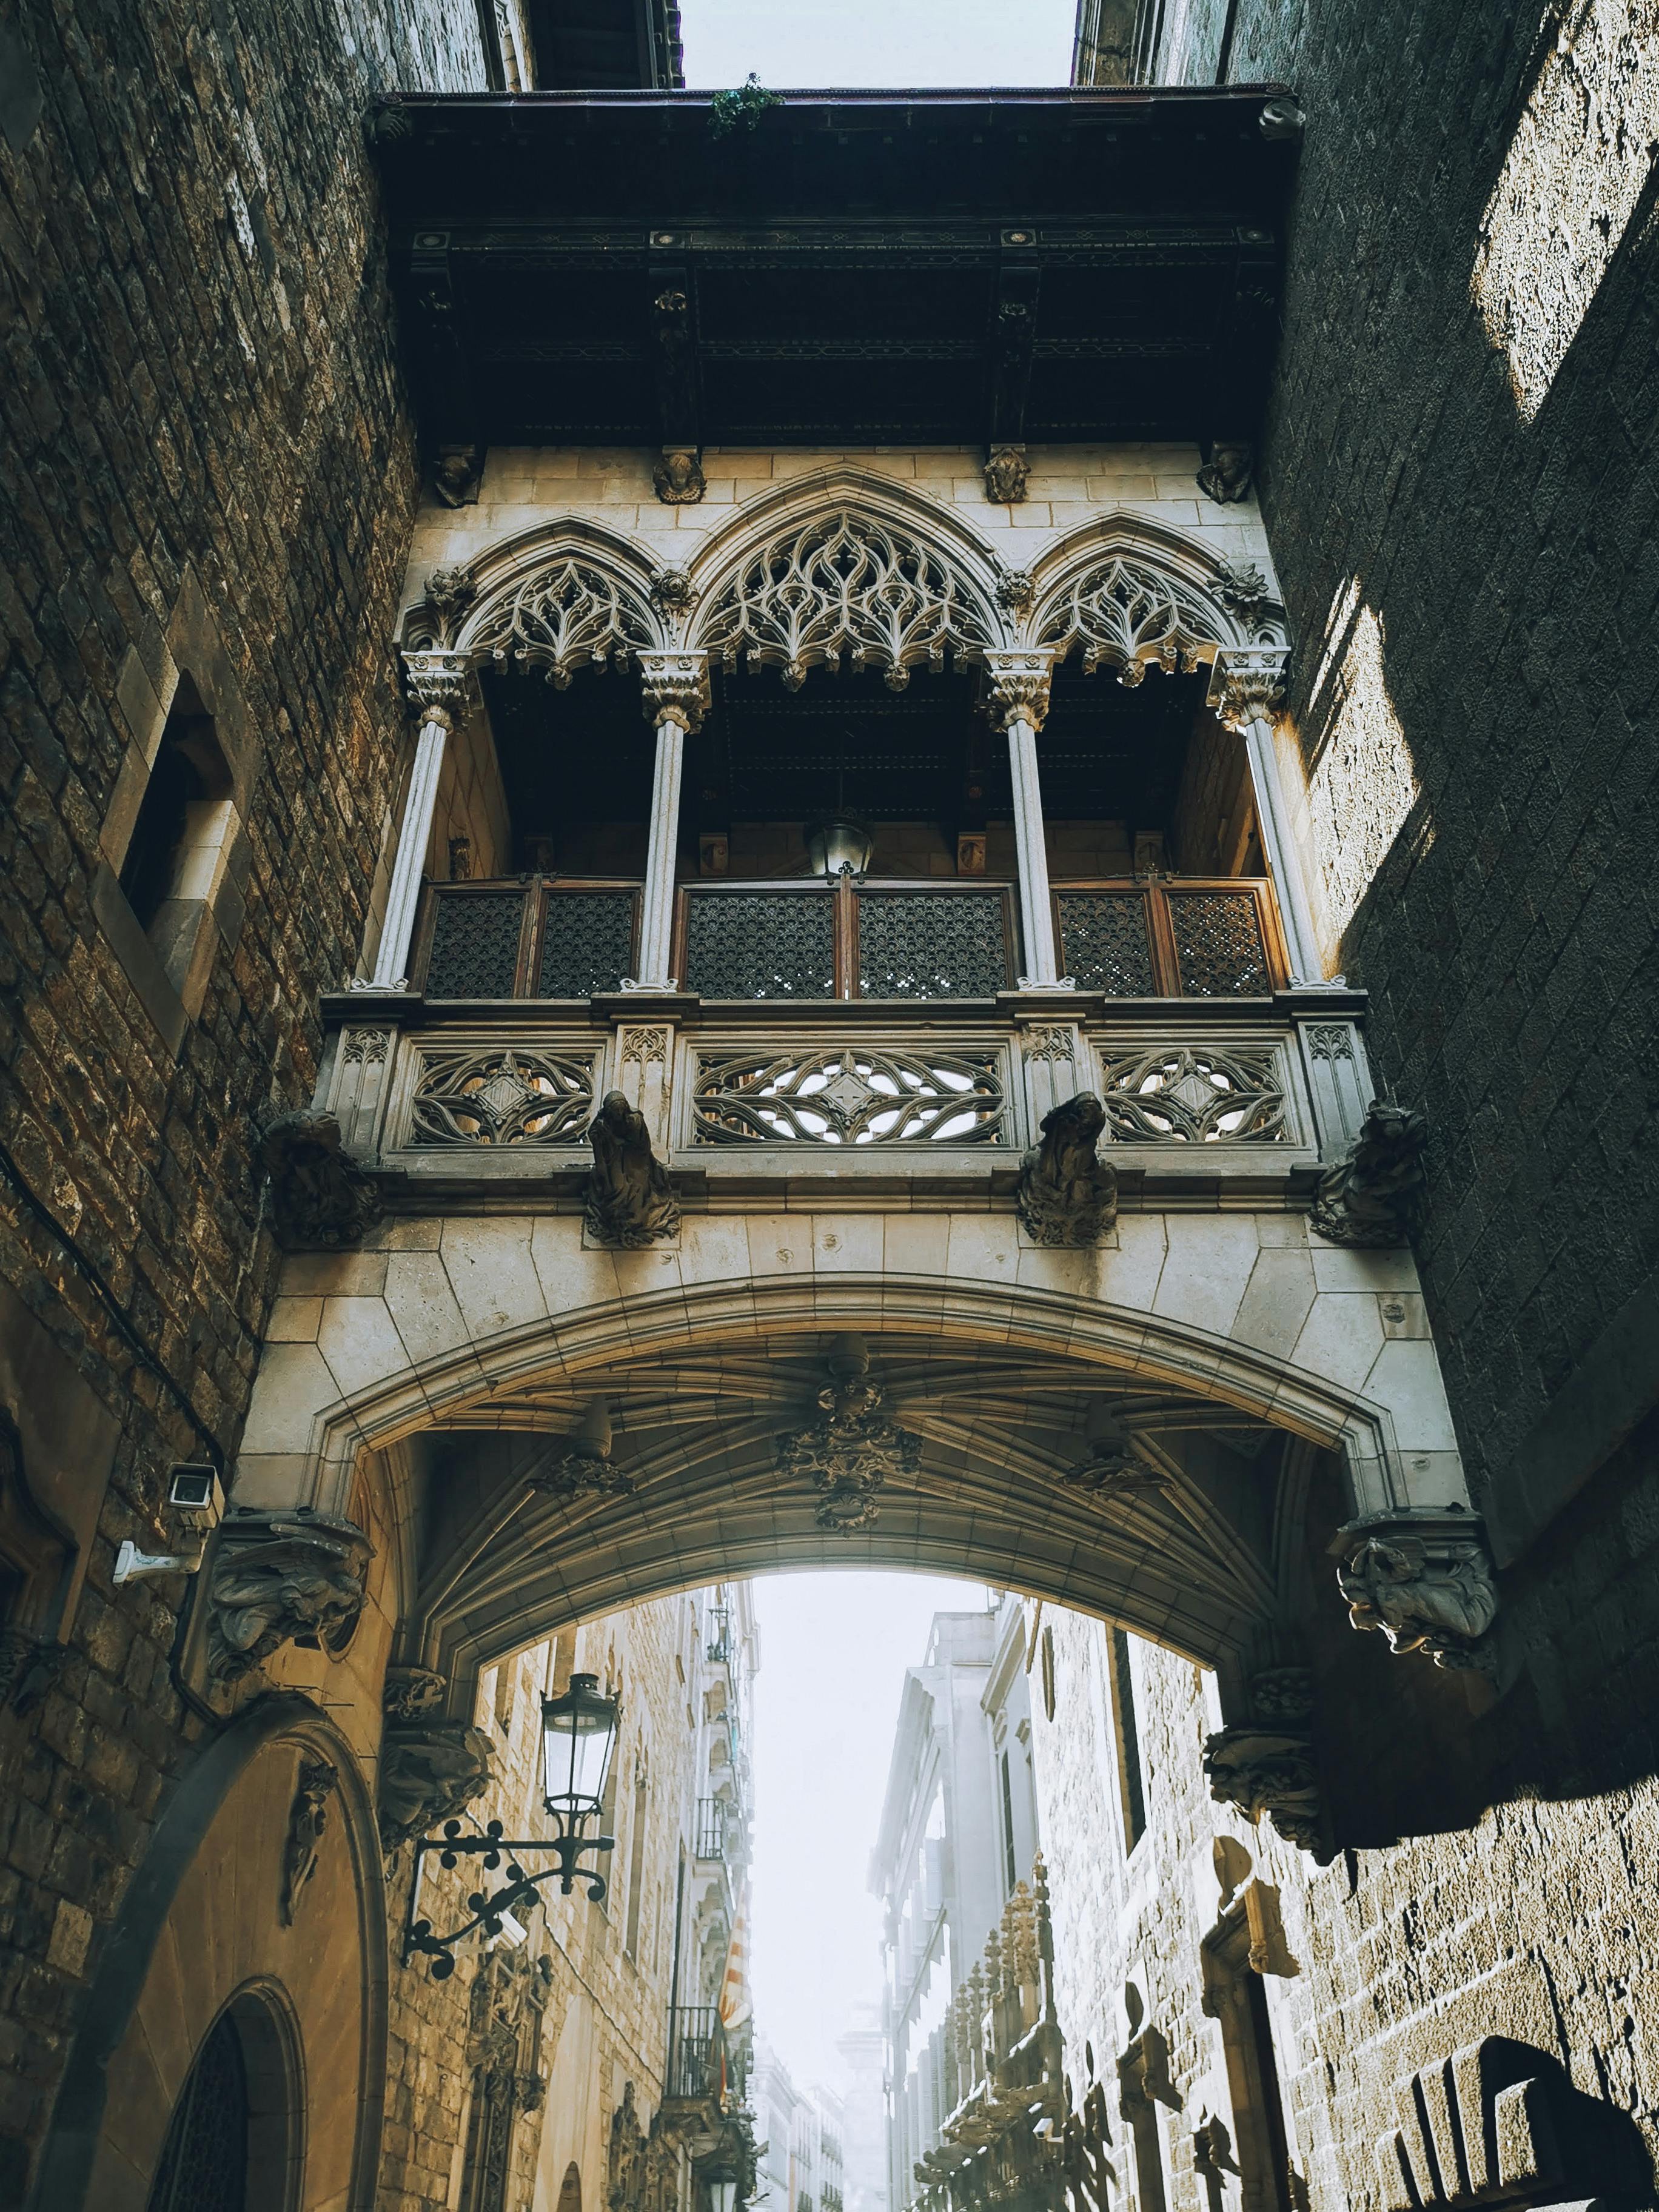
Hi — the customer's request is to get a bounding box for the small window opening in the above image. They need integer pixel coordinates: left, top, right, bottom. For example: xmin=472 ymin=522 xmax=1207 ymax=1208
xmin=119 ymin=679 xmax=233 ymax=965
xmin=999 ymin=1748 xmax=1019 ymax=1895
xmin=1109 ymin=1627 xmax=1147 ymax=1853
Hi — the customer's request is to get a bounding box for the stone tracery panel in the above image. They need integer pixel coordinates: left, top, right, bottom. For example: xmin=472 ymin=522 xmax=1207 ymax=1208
xmin=466 ymin=555 xmax=657 ymax=687
xmin=1036 ymin=555 xmax=1229 ymax=682
xmin=693 ymin=1044 xmax=1005 ymax=1145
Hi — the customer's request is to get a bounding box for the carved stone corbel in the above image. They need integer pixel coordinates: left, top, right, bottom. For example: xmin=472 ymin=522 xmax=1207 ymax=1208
xmin=1334 ymin=1509 xmax=1498 ymax=1667
xmin=1203 ymin=1666 xmax=1329 ymax=1860
xmin=531 ymin=1406 xmax=635 ymax=1501
xmin=379 ymin=1715 xmax=494 ymax=1852
xmin=654 ymin=447 xmax=705 ymax=504
xmin=258 ymin=1109 xmax=384 ymax=1251
xmin=206 ymin=1507 xmax=374 ymax=1681
xmin=985 ymin=445 xmax=1030 ymax=503
xmin=583 ymin=1091 xmax=681 ymax=1247
xmin=637 ymin=649 xmax=711 ymax=732
xmin=432 ymin=444 xmax=483 ymax=507
xmin=402 ymin=648 xmax=480 ymax=731
xmin=1016 ymin=1092 xmax=1119 ymax=1245
xmin=279 ymin=1757 xmax=340 ymax=1925
xmin=1196 ymin=440 xmax=1253 ymax=503
xmin=1205 ymin=646 xmax=1290 ymax=732
xmin=1310 ymin=1099 xmax=1427 ymax=1245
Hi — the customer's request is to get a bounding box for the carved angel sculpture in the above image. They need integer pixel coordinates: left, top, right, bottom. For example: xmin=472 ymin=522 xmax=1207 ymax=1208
xmin=207 ymin=1510 xmax=372 ymax=1681
xmin=583 ymin=1091 xmax=681 ymax=1247
xmin=1016 ymin=1092 xmax=1119 ymax=1247
xmin=1310 ymin=1099 xmax=1427 ymax=1247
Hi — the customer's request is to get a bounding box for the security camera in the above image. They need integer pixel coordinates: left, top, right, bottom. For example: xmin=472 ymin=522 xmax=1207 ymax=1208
xmin=167 ymin=1464 xmax=226 ymax=1531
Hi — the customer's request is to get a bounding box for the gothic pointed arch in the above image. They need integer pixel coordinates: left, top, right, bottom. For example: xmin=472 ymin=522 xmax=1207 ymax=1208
xmin=682 ymin=466 xmax=1013 ymax=689
xmin=1021 ymin=511 xmax=1288 ymax=669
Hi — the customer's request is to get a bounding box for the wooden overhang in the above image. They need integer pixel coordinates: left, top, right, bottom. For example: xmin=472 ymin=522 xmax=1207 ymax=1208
xmin=373 ymin=86 xmax=1298 ymax=452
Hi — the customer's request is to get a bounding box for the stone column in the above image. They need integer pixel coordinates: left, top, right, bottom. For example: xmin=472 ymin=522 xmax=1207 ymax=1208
xmin=629 ymin=652 xmax=711 ymax=990
xmin=370 ymin=651 xmax=477 ymax=990
xmin=1207 ymin=648 xmax=1324 ymax=986
xmin=984 ymin=651 xmax=1068 ymax=990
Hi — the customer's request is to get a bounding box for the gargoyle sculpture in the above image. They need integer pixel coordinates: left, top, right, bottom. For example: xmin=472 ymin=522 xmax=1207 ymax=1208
xmin=207 ymin=1507 xmax=374 ymax=1681
xmin=1016 ymin=1092 xmax=1119 ymax=1246
xmin=1336 ymin=1512 xmax=1498 ymax=1667
xmin=1310 ymin=1099 xmax=1427 ymax=1247
xmin=583 ymin=1091 xmax=681 ymax=1247
xmin=378 ymin=1717 xmax=495 ymax=1852
xmin=258 ymin=1110 xmax=383 ymax=1251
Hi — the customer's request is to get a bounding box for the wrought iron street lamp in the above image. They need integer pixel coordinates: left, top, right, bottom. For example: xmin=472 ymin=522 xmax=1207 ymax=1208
xmin=404 ymin=1672 xmax=621 ymax=1978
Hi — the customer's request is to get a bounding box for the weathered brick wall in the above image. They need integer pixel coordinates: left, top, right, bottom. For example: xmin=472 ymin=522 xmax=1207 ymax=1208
xmin=1219 ymin=0 xmax=1659 ymax=1546
xmin=0 ymin=0 xmax=485 ymax=2189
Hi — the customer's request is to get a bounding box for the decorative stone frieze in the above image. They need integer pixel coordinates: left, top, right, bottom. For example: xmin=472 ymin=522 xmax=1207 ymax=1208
xmin=1099 ymin=1045 xmax=1286 ymax=1144
xmin=982 ymin=649 xmax=1053 ymax=729
xmin=1016 ymin=1093 xmax=1119 ymax=1246
xmin=637 ymin=648 xmax=712 ymax=732
xmin=984 ymin=445 xmax=1030 ymax=503
xmin=278 ymin=1757 xmax=339 ymax=1925
xmin=1335 ymin=1509 xmax=1498 ymax=1667
xmin=1311 ymin=1098 xmax=1428 ymax=1245
xmin=409 ymin=1045 xmax=595 ymax=1147
xmin=258 ymin=1108 xmax=384 ymax=1250
xmin=1204 ymin=645 xmax=1290 ymax=731
xmin=206 ymin=1506 xmax=374 ymax=1682
xmin=1196 ymin=440 xmax=1253 ymax=502
xmin=402 ymin=646 xmax=480 ymax=729
xmin=777 ymin=1336 xmax=920 ymax=1533
xmin=654 ymin=446 xmax=706 ymax=504
xmin=583 ymin=1091 xmax=681 ymax=1247
xmin=692 ymin=1043 xmax=1004 ymax=1147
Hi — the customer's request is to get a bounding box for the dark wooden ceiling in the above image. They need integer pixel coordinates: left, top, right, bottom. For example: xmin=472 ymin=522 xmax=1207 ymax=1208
xmin=523 ymin=0 xmax=682 ymax=91
xmin=374 ymin=87 xmax=1297 ymax=451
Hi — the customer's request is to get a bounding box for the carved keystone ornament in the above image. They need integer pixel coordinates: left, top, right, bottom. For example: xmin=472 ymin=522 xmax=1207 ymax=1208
xmin=777 ymin=1336 xmax=921 ymax=1533
xmin=207 ymin=1507 xmax=374 ymax=1682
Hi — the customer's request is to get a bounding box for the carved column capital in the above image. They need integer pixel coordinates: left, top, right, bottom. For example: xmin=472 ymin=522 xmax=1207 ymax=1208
xmin=1333 ymin=1507 xmax=1498 ymax=1667
xmin=982 ymin=649 xmax=1054 ymax=731
xmin=401 ymin=648 xmax=479 ymax=731
xmin=637 ymin=649 xmax=711 ymax=732
xmin=1205 ymin=646 xmax=1290 ymax=732
xmin=207 ymin=1507 xmax=374 ymax=1682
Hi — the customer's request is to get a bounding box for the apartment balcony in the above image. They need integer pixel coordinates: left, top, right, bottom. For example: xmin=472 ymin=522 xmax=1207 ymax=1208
xmin=320 ymin=871 xmax=1375 ymax=1210
xmin=665 ymin=2004 xmax=748 ymax=2102
xmin=694 ymin=1797 xmax=731 ymax=1864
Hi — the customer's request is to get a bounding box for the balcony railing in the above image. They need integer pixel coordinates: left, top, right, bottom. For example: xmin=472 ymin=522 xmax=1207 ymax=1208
xmin=412 ymin=874 xmax=1290 ymax=1005
xmin=666 ymin=2005 xmax=748 ymax=2102
xmin=694 ymin=1797 xmax=729 ymax=1863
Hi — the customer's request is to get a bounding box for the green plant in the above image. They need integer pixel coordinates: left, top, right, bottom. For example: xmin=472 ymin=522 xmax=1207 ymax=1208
xmin=709 ymin=74 xmax=781 ymax=138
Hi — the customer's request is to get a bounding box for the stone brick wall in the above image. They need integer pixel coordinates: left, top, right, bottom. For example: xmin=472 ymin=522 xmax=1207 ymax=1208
xmin=0 ymin=0 xmax=486 ymax=2190
xmin=1215 ymin=0 xmax=1659 ymax=1551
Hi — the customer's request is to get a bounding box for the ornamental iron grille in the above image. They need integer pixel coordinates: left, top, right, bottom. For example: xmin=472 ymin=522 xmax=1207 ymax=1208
xmin=694 ymin=1045 xmax=1004 ymax=1145
xmin=1037 ymin=557 xmax=1224 ymax=683
xmin=695 ymin=511 xmax=994 ymax=691
xmin=683 ymin=891 xmax=836 ymax=997
xmin=536 ymin=890 xmax=637 ymax=997
xmin=144 ymin=2011 xmax=250 ymax=2212
xmin=1055 ymin=892 xmax=1157 ymax=994
xmin=426 ymin=890 xmax=526 ymax=998
xmin=856 ymin=892 xmax=1009 ymax=999
xmin=1098 ymin=1045 xmax=1287 ymax=1143
xmin=1166 ymin=890 xmax=1271 ymax=995
xmin=409 ymin=1046 xmax=596 ymax=1146
xmin=468 ymin=557 xmax=655 ymax=687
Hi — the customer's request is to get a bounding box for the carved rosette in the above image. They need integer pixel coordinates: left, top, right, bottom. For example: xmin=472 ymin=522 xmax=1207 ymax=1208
xmin=1211 ymin=558 xmax=1275 ymax=628
xmin=1016 ymin=1092 xmax=1119 ymax=1246
xmin=258 ymin=1109 xmax=384 ymax=1251
xmin=207 ymin=1507 xmax=374 ymax=1683
xmin=649 ymin=565 xmax=698 ymax=617
xmin=637 ymin=649 xmax=712 ymax=733
xmin=1311 ymin=1099 xmax=1427 ymax=1245
xmin=423 ymin=565 xmax=478 ymax=642
xmin=1205 ymin=646 xmax=1290 ymax=732
xmin=401 ymin=648 xmax=480 ymax=731
xmin=777 ymin=1341 xmax=920 ymax=1533
xmin=1335 ymin=1509 xmax=1498 ymax=1667
xmin=982 ymin=649 xmax=1054 ymax=731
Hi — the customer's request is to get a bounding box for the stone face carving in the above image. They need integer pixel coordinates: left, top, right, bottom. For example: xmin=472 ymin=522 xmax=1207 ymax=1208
xmin=1196 ymin=441 xmax=1253 ymax=503
xmin=258 ymin=1108 xmax=384 ymax=1250
xmin=207 ymin=1507 xmax=374 ymax=1682
xmin=279 ymin=1757 xmax=339 ymax=1925
xmin=994 ymin=565 xmax=1036 ymax=611
xmin=984 ymin=445 xmax=1030 ymax=503
xmin=379 ymin=1685 xmax=495 ymax=1851
xmin=432 ymin=444 xmax=483 ymax=506
xmin=1017 ymin=1092 xmax=1119 ymax=1245
xmin=654 ymin=447 xmax=706 ymax=504
xmin=1205 ymin=645 xmax=1290 ymax=731
xmin=583 ymin=1091 xmax=681 ymax=1247
xmin=777 ymin=1336 xmax=920 ymax=1533
xmin=1310 ymin=1099 xmax=1427 ymax=1245
xmin=1335 ymin=1510 xmax=1499 ymax=1667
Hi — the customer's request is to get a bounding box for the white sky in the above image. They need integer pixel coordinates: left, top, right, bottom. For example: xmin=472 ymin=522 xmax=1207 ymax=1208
xmin=680 ymin=0 xmax=1078 ymax=89
xmin=748 ymin=1571 xmax=992 ymax=2093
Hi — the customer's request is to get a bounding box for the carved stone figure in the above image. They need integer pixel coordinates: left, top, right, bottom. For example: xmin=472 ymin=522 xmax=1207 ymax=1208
xmin=1335 ymin=1510 xmax=1499 ymax=1666
xmin=207 ymin=1507 xmax=374 ymax=1681
xmin=984 ymin=445 xmax=1030 ymax=503
xmin=654 ymin=447 xmax=706 ymax=504
xmin=1310 ymin=1099 xmax=1427 ymax=1246
xmin=1016 ymin=1093 xmax=1119 ymax=1246
xmin=1196 ymin=440 xmax=1253 ymax=503
xmin=583 ymin=1091 xmax=681 ymax=1247
xmin=379 ymin=1714 xmax=495 ymax=1851
xmin=433 ymin=444 xmax=483 ymax=506
xmin=1202 ymin=1724 xmax=1326 ymax=1858
xmin=994 ymin=566 xmax=1036 ymax=611
xmin=258 ymin=1109 xmax=384 ymax=1250
xmin=279 ymin=1757 xmax=339 ymax=1925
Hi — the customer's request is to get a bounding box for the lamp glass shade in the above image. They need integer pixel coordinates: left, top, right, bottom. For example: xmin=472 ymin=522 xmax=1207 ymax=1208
xmin=541 ymin=1672 xmax=620 ymax=1818
xmin=709 ymin=2181 xmax=737 ymax=2212
xmin=803 ymin=811 xmax=874 ymax=879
